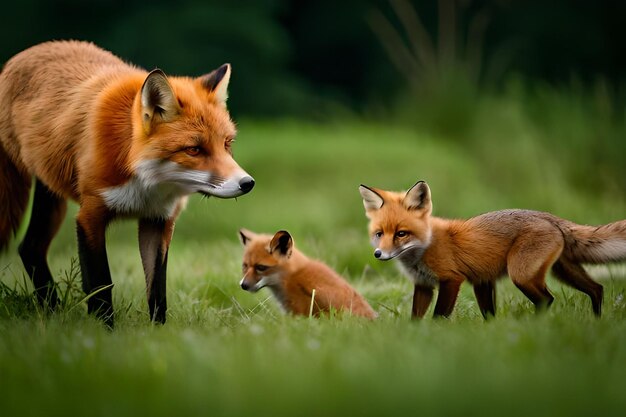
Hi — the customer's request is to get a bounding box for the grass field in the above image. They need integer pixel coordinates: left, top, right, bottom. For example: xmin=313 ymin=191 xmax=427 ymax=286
xmin=1 ymin=119 xmax=625 ymax=417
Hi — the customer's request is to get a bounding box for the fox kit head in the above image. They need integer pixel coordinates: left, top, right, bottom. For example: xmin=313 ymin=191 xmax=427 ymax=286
xmin=238 ymin=229 xmax=294 ymax=292
xmin=359 ymin=181 xmax=433 ymax=261
xmin=130 ymin=64 xmax=254 ymax=200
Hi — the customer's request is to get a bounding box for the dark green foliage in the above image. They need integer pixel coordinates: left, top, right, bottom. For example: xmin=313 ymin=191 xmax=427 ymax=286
xmin=1 ymin=1 xmax=626 ymax=117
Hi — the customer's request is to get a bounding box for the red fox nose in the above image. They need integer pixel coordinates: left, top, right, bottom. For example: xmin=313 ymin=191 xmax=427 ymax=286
xmin=374 ymin=249 xmax=382 ymax=259
xmin=240 ymin=281 xmax=250 ymax=290
xmin=238 ymin=176 xmax=255 ymax=194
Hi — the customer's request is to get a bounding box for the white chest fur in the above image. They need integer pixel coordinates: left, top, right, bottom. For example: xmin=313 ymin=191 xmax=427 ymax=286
xmin=100 ymin=159 xmax=206 ymax=218
xmin=268 ymin=286 xmax=288 ymax=312
xmin=101 ymin=177 xmax=186 ymax=218
xmin=397 ymin=248 xmax=438 ymax=288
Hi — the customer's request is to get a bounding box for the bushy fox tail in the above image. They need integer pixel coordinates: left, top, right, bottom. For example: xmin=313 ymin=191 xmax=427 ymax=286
xmin=0 ymin=144 xmax=31 ymax=251
xmin=563 ymin=220 xmax=626 ymax=264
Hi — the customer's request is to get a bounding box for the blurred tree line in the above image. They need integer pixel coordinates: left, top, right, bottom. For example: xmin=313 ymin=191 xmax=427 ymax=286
xmin=1 ymin=0 xmax=625 ymax=118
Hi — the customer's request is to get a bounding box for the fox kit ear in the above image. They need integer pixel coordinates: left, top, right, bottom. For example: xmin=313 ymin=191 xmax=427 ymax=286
xmin=200 ymin=63 xmax=231 ymax=105
xmin=238 ymin=228 xmax=256 ymax=246
xmin=141 ymin=69 xmax=180 ymax=134
xmin=403 ymin=181 xmax=432 ymax=213
xmin=269 ymin=230 xmax=293 ymax=258
xmin=359 ymin=185 xmax=384 ymax=211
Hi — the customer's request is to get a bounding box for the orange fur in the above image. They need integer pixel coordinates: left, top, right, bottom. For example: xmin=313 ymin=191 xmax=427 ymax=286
xmin=360 ymin=181 xmax=626 ymax=318
xmin=239 ymin=229 xmax=377 ymax=319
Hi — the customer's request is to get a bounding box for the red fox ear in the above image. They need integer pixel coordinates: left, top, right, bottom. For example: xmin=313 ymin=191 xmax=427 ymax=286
xmin=359 ymin=185 xmax=384 ymax=211
xmin=269 ymin=230 xmax=293 ymax=258
xmin=403 ymin=181 xmax=432 ymax=213
xmin=200 ymin=63 xmax=231 ymax=105
xmin=238 ymin=228 xmax=256 ymax=246
xmin=141 ymin=69 xmax=180 ymax=134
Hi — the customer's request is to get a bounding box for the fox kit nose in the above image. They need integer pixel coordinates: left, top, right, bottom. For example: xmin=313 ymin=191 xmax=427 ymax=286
xmin=238 ymin=176 xmax=255 ymax=194
xmin=240 ymin=281 xmax=250 ymax=291
xmin=374 ymin=249 xmax=382 ymax=259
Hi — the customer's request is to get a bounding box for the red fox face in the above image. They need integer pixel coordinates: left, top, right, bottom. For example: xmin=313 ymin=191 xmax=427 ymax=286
xmin=133 ymin=65 xmax=254 ymax=198
xmin=359 ymin=181 xmax=433 ymax=260
xmin=238 ymin=229 xmax=293 ymax=292
xmin=102 ymin=65 xmax=254 ymax=218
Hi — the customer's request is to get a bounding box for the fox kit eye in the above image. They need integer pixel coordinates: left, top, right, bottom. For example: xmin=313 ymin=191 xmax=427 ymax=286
xmin=255 ymin=264 xmax=269 ymax=273
xmin=374 ymin=231 xmax=383 ymax=239
xmin=225 ymin=137 xmax=235 ymax=153
xmin=185 ymin=146 xmax=201 ymax=156
xmin=395 ymin=231 xmax=409 ymax=238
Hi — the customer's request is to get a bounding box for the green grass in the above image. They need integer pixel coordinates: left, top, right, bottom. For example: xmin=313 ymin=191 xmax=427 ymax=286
xmin=0 ymin=119 xmax=625 ymax=417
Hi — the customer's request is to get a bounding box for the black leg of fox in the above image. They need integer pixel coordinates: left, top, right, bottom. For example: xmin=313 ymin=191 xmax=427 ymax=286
xmin=433 ymin=280 xmax=462 ymax=318
xmin=76 ymin=204 xmax=114 ymax=328
xmin=411 ymin=285 xmax=433 ymax=319
xmin=138 ymin=218 xmax=174 ymax=324
xmin=473 ymin=281 xmax=496 ymax=319
xmin=18 ymin=179 xmax=66 ymax=309
xmin=513 ymin=282 xmax=554 ymax=313
xmin=552 ymin=259 xmax=603 ymax=316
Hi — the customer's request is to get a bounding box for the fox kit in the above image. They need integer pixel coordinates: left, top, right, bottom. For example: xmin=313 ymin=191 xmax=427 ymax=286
xmin=0 ymin=41 xmax=255 ymax=326
xmin=238 ymin=229 xmax=376 ymax=319
xmin=360 ymin=181 xmax=626 ymax=319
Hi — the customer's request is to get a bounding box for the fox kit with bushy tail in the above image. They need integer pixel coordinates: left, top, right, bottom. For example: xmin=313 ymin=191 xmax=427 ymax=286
xmin=238 ymin=229 xmax=376 ymax=319
xmin=360 ymin=181 xmax=626 ymax=319
xmin=0 ymin=41 xmax=255 ymax=326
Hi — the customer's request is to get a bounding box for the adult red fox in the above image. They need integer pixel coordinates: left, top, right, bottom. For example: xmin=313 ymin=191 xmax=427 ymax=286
xmin=239 ymin=229 xmax=377 ymax=319
xmin=0 ymin=41 xmax=255 ymax=326
xmin=359 ymin=181 xmax=626 ymax=319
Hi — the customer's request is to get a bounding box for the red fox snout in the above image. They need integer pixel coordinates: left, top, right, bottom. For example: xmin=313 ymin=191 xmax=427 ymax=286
xmin=239 ymin=272 xmax=261 ymax=292
xmin=373 ymin=247 xmax=397 ymax=260
xmin=372 ymin=238 xmax=428 ymax=261
xmin=239 ymin=262 xmax=281 ymax=293
xmin=128 ymin=159 xmax=254 ymax=201
xmin=198 ymin=169 xmax=255 ymax=198
xmin=372 ymin=244 xmax=425 ymax=261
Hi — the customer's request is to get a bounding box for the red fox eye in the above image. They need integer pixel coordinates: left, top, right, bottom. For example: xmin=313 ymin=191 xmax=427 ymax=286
xmin=255 ymin=265 xmax=268 ymax=273
xmin=185 ymin=147 xmax=201 ymax=156
xmin=375 ymin=231 xmax=383 ymax=239
xmin=396 ymin=231 xmax=408 ymax=238
xmin=224 ymin=137 xmax=234 ymax=153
